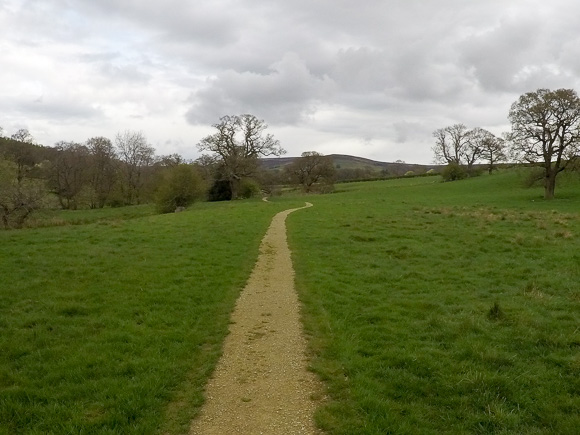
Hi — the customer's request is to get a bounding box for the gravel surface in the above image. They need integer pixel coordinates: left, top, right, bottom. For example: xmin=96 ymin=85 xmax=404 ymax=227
xmin=190 ymin=203 xmax=323 ymax=435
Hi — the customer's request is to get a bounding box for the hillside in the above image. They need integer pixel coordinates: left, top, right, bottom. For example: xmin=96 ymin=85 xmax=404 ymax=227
xmin=261 ymin=154 xmax=440 ymax=177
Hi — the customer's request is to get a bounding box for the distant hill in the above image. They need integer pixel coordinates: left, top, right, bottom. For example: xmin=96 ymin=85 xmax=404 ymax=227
xmin=261 ymin=154 xmax=440 ymax=177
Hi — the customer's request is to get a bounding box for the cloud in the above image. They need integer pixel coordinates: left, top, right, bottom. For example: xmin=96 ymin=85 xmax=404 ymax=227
xmin=185 ymin=53 xmax=335 ymax=125
xmin=2 ymin=0 xmax=580 ymax=164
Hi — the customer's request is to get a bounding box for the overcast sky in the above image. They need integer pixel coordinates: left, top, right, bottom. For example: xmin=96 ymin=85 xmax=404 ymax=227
xmin=2 ymin=0 xmax=580 ymax=163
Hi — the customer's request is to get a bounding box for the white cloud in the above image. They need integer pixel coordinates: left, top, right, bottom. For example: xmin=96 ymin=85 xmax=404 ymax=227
xmin=2 ymin=0 xmax=580 ymax=163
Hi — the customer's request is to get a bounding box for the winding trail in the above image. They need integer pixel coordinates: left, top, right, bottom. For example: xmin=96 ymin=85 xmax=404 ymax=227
xmin=190 ymin=203 xmax=322 ymax=435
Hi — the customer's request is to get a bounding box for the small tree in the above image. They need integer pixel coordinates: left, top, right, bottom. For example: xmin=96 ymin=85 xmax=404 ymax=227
xmin=508 ymin=88 xmax=580 ymax=199
xmin=480 ymin=132 xmax=507 ymax=174
xmin=286 ymin=151 xmax=335 ymax=192
xmin=198 ymin=114 xmax=285 ymax=199
xmin=0 ymin=159 xmax=44 ymax=229
xmin=155 ymin=164 xmax=205 ymax=213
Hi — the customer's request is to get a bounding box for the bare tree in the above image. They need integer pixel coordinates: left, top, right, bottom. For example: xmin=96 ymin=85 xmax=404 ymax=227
xmin=432 ymin=124 xmax=470 ymax=165
xmin=463 ymin=127 xmax=488 ymax=172
xmin=508 ymin=88 xmax=580 ymax=199
xmin=86 ymin=137 xmax=117 ymax=208
xmin=286 ymin=151 xmax=336 ymax=192
xmin=198 ymin=114 xmax=285 ymax=199
xmin=115 ymin=130 xmax=155 ymax=204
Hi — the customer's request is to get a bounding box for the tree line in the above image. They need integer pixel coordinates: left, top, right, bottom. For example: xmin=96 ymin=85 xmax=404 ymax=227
xmin=0 ymin=115 xmax=336 ymax=228
xmin=433 ymin=88 xmax=580 ymax=199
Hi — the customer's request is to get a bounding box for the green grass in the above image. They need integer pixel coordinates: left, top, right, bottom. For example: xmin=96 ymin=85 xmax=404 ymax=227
xmin=288 ymin=171 xmax=580 ymax=434
xmin=23 ymin=204 xmax=156 ymax=228
xmin=0 ymin=198 xmax=306 ymax=434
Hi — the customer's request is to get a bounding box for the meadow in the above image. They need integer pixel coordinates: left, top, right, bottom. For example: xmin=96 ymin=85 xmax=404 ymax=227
xmin=288 ymin=170 xmax=580 ymax=434
xmin=0 ymin=198 xmax=306 ymax=434
xmin=1 ymin=169 xmax=579 ymax=434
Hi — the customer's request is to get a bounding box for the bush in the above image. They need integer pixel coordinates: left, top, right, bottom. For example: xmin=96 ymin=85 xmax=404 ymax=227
xmin=441 ymin=163 xmax=467 ymax=182
xmin=155 ymin=165 xmax=205 ymax=213
xmin=238 ymin=178 xmax=261 ymax=199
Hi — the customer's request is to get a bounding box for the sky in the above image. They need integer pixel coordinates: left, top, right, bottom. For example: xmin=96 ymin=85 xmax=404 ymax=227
xmin=2 ymin=0 xmax=580 ymax=164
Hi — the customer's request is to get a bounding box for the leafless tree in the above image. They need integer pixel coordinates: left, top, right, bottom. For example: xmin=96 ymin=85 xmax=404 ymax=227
xmin=286 ymin=151 xmax=336 ymax=192
xmin=508 ymin=88 xmax=580 ymax=199
xmin=115 ymin=130 xmax=155 ymax=204
xmin=198 ymin=114 xmax=285 ymax=199
xmin=432 ymin=124 xmax=470 ymax=166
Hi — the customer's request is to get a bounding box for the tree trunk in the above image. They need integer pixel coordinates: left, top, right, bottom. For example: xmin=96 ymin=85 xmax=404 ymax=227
xmin=230 ymin=178 xmax=239 ymax=200
xmin=544 ymin=170 xmax=557 ymax=199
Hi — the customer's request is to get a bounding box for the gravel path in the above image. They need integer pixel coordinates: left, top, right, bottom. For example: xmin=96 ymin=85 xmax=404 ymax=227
xmin=190 ymin=203 xmax=323 ymax=435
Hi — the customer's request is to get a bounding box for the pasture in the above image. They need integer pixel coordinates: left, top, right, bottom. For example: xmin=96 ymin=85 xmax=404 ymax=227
xmin=289 ymin=170 xmax=580 ymax=434
xmin=0 ymin=199 xmax=305 ymax=434
xmin=1 ymin=169 xmax=579 ymax=434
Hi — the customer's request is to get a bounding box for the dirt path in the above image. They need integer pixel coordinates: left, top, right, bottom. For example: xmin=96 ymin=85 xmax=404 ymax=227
xmin=190 ymin=203 xmax=323 ymax=435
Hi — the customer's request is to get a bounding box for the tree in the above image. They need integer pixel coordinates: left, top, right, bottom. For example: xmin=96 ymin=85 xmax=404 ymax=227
xmin=508 ymin=88 xmax=580 ymax=199
xmin=11 ymin=128 xmax=34 ymax=144
xmin=463 ymin=127 xmax=488 ymax=172
xmin=197 ymin=114 xmax=285 ymax=199
xmin=286 ymin=151 xmax=336 ymax=192
xmin=154 ymin=164 xmax=205 ymax=213
xmin=480 ymin=132 xmax=507 ymax=174
xmin=115 ymin=130 xmax=155 ymax=204
xmin=48 ymin=141 xmax=90 ymax=209
xmin=0 ymin=158 xmax=44 ymax=229
xmin=86 ymin=137 xmax=117 ymax=208
xmin=432 ymin=124 xmax=470 ymax=166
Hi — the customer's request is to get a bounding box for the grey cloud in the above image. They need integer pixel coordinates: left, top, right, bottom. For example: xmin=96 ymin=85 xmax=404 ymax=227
xmin=186 ymin=53 xmax=335 ymax=125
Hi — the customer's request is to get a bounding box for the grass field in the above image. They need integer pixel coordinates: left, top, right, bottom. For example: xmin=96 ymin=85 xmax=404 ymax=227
xmin=0 ymin=198 xmax=306 ymax=434
xmin=288 ymin=170 xmax=580 ymax=434
xmin=1 ymin=170 xmax=579 ymax=434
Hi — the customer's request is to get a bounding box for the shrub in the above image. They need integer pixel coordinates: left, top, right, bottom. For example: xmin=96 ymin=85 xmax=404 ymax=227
xmin=441 ymin=163 xmax=467 ymax=182
xmin=155 ymin=165 xmax=205 ymax=213
xmin=238 ymin=178 xmax=261 ymax=199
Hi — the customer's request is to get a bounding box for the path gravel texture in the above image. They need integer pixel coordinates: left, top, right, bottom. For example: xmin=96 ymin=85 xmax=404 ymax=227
xmin=190 ymin=203 xmax=323 ymax=435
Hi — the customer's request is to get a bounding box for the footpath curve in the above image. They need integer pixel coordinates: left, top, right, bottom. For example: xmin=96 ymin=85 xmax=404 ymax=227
xmin=190 ymin=202 xmax=322 ymax=435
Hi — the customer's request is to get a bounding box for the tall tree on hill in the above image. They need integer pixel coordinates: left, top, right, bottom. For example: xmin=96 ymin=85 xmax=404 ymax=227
xmin=198 ymin=114 xmax=285 ymax=199
xmin=508 ymin=88 xmax=580 ymax=199
xmin=115 ymin=130 xmax=155 ymax=205
xmin=11 ymin=128 xmax=34 ymax=144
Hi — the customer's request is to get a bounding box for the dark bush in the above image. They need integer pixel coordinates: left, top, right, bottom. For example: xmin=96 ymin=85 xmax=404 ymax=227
xmin=441 ymin=163 xmax=468 ymax=181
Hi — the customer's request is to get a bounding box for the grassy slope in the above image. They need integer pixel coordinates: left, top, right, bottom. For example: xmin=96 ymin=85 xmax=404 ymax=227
xmin=288 ymin=171 xmax=580 ymax=434
xmin=0 ymin=198 xmax=305 ymax=434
